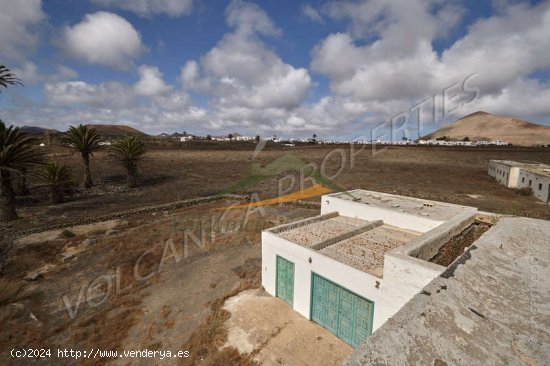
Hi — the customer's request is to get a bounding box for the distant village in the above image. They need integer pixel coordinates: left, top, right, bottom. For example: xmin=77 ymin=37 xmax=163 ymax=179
xmin=159 ymin=132 xmax=511 ymax=147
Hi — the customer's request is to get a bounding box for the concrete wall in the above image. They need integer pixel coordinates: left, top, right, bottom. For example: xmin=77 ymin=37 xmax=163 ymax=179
xmin=401 ymin=210 xmax=477 ymax=260
xmin=261 ymin=229 xmax=451 ymax=332
xmin=261 ymin=231 xmax=384 ymax=329
xmin=376 ymin=253 xmax=444 ymax=325
xmin=320 ymin=192 xmax=443 ymax=233
xmin=488 ymin=160 xmax=520 ymax=188
xmin=518 ymin=170 xmax=550 ymax=203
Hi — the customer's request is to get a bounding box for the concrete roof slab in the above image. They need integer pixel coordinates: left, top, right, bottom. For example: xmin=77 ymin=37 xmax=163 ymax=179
xmin=343 ymin=217 xmax=550 ymax=366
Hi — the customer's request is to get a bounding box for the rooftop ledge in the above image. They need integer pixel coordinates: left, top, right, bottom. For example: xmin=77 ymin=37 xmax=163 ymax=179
xmin=265 ymin=190 xmax=479 ymax=278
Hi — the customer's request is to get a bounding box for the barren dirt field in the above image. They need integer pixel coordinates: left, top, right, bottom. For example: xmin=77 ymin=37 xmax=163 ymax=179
xmin=0 ymin=201 xmax=321 ymax=365
xmin=3 ymin=144 xmax=549 ymax=236
xmin=1 ymin=144 xmax=549 ymax=365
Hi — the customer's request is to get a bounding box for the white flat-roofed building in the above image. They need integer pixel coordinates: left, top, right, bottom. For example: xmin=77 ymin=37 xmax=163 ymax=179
xmin=261 ymin=190 xmax=477 ymax=348
xmin=489 ymin=160 xmax=550 ymax=203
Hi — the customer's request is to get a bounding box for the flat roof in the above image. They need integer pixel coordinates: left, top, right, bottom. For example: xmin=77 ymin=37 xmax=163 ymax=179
xmin=490 ymin=159 xmax=526 ymax=167
xmin=343 ymin=217 xmax=550 ymax=365
xmin=319 ymin=224 xmax=420 ymax=277
xmin=522 ymin=166 xmax=550 ymax=178
xmin=274 ymin=214 xmax=420 ymax=276
xmin=278 ymin=215 xmax=367 ymax=247
xmin=330 ymin=190 xmax=471 ymax=221
xmin=491 ymin=160 xmax=550 ymax=177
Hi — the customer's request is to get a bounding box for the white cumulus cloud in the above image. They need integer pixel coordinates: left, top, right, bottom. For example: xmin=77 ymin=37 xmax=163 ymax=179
xmin=180 ymin=0 xmax=312 ymax=131
xmin=13 ymin=62 xmax=78 ymax=85
xmin=0 ymin=0 xmax=45 ymax=61
xmin=302 ymin=4 xmax=323 ymax=23
xmin=134 ymin=65 xmax=173 ymax=96
xmin=309 ymin=0 xmax=550 ymax=129
xmin=62 ymin=11 xmax=145 ymax=69
xmin=91 ymin=0 xmax=193 ymax=17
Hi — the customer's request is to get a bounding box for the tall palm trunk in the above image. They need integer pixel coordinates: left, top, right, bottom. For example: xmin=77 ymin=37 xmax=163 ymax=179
xmin=82 ymin=153 xmax=93 ymax=188
xmin=126 ymin=164 xmax=138 ymax=188
xmin=127 ymin=170 xmax=137 ymax=188
xmin=0 ymin=170 xmax=17 ymax=221
xmin=16 ymin=172 xmax=29 ymax=195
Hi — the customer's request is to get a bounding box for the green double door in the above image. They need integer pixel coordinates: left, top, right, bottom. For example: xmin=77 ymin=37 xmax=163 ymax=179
xmin=311 ymin=273 xmax=374 ymax=348
xmin=276 ymin=256 xmax=294 ymax=306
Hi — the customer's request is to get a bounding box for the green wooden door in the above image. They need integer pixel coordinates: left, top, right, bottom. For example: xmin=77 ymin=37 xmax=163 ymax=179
xmin=310 ymin=273 xmax=374 ymax=348
xmin=276 ymin=256 xmax=294 ymax=306
xmin=337 ymin=289 xmax=355 ymax=345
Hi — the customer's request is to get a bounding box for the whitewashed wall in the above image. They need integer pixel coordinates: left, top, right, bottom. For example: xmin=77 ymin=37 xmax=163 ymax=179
xmin=320 ymin=192 xmax=443 ymax=233
xmin=261 ymin=231 xmax=384 ymax=328
xmin=518 ymin=170 xmax=550 ymax=203
xmin=262 ymin=230 xmax=447 ymax=331
xmin=488 ymin=161 xmax=520 ymax=187
xmin=377 ymin=253 xmax=444 ymax=325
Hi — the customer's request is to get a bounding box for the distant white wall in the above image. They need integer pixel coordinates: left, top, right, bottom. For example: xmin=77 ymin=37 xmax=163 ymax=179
xmin=518 ymin=170 xmax=550 ymax=203
xmin=489 ymin=160 xmax=550 ymax=203
xmin=320 ymin=193 xmax=443 ymax=233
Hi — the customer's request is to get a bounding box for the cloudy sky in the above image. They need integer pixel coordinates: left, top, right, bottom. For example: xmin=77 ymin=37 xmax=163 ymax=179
xmin=0 ymin=0 xmax=549 ymax=138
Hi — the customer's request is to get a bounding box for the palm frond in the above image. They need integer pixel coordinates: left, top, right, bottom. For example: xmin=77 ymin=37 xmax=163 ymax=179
xmin=0 ymin=65 xmax=23 ymax=90
xmin=62 ymin=124 xmax=101 ymax=155
xmin=0 ymin=120 xmax=44 ymax=174
xmin=33 ymin=163 xmax=72 ymax=186
xmin=108 ymin=136 xmax=147 ymax=173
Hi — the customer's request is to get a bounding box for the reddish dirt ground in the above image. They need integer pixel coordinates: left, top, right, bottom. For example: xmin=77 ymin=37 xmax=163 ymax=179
xmin=0 ymin=201 xmax=316 ymax=365
xmin=2 ymin=144 xmax=549 ymax=237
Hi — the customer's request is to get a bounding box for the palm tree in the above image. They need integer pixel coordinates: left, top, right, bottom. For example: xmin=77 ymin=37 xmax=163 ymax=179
xmin=63 ymin=124 xmax=101 ymax=188
xmin=15 ymin=169 xmax=29 ymax=195
xmin=33 ymin=163 xmax=72 ymax=204
xmin=0 ymin=65 xmax=22 ymax=92
xmin=0 ymin=121 xmax=43 ymax=221
xmin=108 ymin=136 xmax=147 ymax=188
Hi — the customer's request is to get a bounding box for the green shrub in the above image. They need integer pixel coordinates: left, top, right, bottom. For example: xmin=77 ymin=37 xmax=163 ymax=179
xmin=516 ymin=187 xmax=532 ymax=196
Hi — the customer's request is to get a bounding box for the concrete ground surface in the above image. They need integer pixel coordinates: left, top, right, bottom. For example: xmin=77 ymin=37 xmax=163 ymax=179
xmin=344 ymin=217 xmax=550 ymax=366
xmin=223 ymin=289 xmax=353 ymax=365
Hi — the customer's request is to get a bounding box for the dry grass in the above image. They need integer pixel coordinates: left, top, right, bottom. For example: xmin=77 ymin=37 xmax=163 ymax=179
xmin=70 ymin=294 xmax=144 ymax=366
xmin=0 ymin=278 xmax=23 ymax=306
xmin=179 ymin=257 xmax=261 ymax=366
xmin=5 ymin=240 xmax=65 ymax=276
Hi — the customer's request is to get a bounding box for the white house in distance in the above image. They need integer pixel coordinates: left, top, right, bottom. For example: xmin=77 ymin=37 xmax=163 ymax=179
xmin=488 ymin=160 xmax=550 ymax=203
xmin=261 ymin=189 xmax=478 ymax=348
xmin=417 ymin=139 xmax=510 ymax=146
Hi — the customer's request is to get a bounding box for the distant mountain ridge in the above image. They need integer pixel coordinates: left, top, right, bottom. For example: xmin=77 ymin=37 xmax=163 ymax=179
xmin=19 ymin=126 xmax=60 ymax=135
xmin=85 ymin=124 xmax=147 ymax=138
xmin=15 ymin=124 xmax=147 ymax=138
xmin=422 ymin=112 xmax=550 ymax=146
